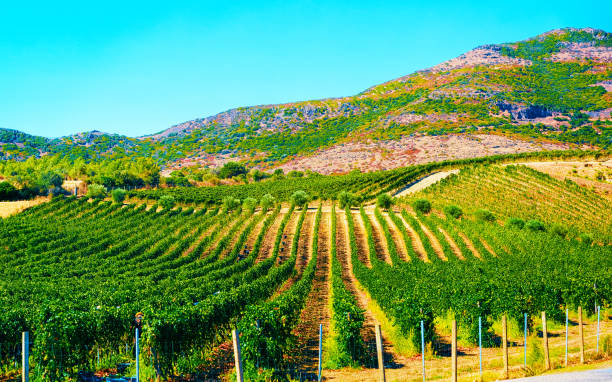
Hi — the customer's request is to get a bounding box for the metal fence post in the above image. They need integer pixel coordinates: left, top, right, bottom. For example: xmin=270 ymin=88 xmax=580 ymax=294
xmin=136 ymin=328 xmax=140 ymax=382
xmin=478 ymin=316 xmax=483 ymax=380
xmin=524 ymin=313 xmax=527 ymax=371
xmin=579 ymin=306 xmax=584 ymax=364
xmin=420 ymin=320 xmax=425 ymax=382
xmin=22 ymin=331 xmax=29 ymax=382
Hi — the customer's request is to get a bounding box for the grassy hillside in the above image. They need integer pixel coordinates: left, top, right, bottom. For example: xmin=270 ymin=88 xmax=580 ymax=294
xmin=1 ymin=28 xmax=610 ymax=170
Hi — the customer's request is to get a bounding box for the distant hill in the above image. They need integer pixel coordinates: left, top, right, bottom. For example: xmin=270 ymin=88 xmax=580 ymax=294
xmin=2 ymin=27 xmax=611 ymax=173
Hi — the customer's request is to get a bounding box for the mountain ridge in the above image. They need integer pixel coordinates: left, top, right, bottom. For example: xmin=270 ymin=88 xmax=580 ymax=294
xmin=1 ymin=27 xmax=610 ymax=172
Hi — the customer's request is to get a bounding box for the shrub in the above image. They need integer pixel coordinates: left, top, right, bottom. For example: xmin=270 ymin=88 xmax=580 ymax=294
xmin=412 ymin=199 xmax=431 ymax=214
xmin=602 ymin=335 xmax=612 ymax=356
xmin=111 ymin=188 xmax=127 ymax=204
xmin=526 ymin=220 xmax=546 ymax=232
xmin=580 ymin=233 xmax=593 ymax=246
xmin=260 ymin=193 xmax=275 ymax=212
xmin=507 ymin=217 xmax=525 ymax=229
xmin=218 ymin=162 xmax=247 ymax=179
xmin=550 ymin=224 xmax=568 ymax=238
xmin=377 ymin=194 xmax=394 ymax=210
xmin=86 ymin=184 xmax=107 ymax=199
xmin=242 ymin=197 xmax=257 ymax=215
xmin=0 ymin=181 xmax=18 ymax=201
xmin=38 ymin=171 xmax=63 ymax=190
xmin=338 ymin=191 xmax=355 ymax=210
xmin=475 ymin=209 xmax=496 ymax=222
xmin=222 ymin=196 xmax=241 ymax=212
xmin=444 ymin=205 xmax=463 ymax=219
xmin=159 ymin=195 xmax=176 ymax=210
xmin=291 ymin=190 xmax=309 ymax=209
xmin=287 ymin=170 xmax=304 ymax=178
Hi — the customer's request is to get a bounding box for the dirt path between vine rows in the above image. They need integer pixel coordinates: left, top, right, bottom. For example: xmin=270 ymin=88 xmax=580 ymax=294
xmin=395 ymin=211 xmax=429 ymax=262
xmin=255 ymin=211 xmax=285 ymax=263
xmin=273 ymin=209 xmax=312 ymax=297
xmin=182 ymin=214 xmax=224 ymax=258
xmin=364 ymin=211 xmax=393 ymax=265
xmin=350 ymin=210 xmax=372 ymax=268
xmin=336 ymin=210 xmax=408 ymax=370
xmin=381 ymin=212 xmax=410 ymax=262
xmin=220 ymin=214 xmax=255 ymax=258
xmin=292 ymin=210 xmax=331 ymax=377
xmin=438 ymin=226 xmax=465 ymax=260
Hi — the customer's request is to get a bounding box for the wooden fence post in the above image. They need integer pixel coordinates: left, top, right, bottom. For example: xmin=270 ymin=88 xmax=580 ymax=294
xmin=579 ymin=306 xmax=584 ymax=364
xmin=232 ymin=329 xmax=244 ymax=382
xmin=541 ymin=311 xmax=550 ymax=370
xmin=318 ymin=323 xmax=323 ymax=382
xmin=565 ymin=308 xmax=569 ymax=368
xmin=451 ymin=320 xmax=457 ymax=382
xmin=375 ymin=324 xmax=386 ymax=382
xmin=502 ymin=314 xmax=508 ymax=379
xmin=22 ymin=332 xmax=29 ymax=382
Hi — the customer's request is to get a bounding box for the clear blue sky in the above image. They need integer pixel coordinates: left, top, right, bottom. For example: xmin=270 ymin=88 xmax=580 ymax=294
xmin=1 ymin=1 xmax=610 ymax=138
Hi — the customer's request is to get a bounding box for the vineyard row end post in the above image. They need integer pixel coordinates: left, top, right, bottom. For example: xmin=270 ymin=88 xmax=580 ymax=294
xmin=375 ymin=324 xmax=386 ymax=382
xmin=232 ymin=329 xmax=244 ymax=382
xmin=579 ymin=306 xmax=584 ymax=364
xmin=597 ymin=305 xmax=600 ymax=353
xmin=523 ymin=313 xmax=527 ymax=372
xmin=502 ymin=314 xmax=508 ymax=379
xmin=542 ymin=311 xmax=550 ymax=370
xmin=565 ymin=308 xmax=569 ymax=368
xmin=318 ymin=323 xmax=323 ymax=382
xmin=420 ymin=320 xmax=425 ymax=382
xmin=22 ymin=331 xmax=29 ymax=382
xmin=451 ymin=319 xmax=457 ymax=382
xmin=136 ymin=328 xmax=140 ymax=382
xmin=478 ymin=316 xmax=482 ymax=380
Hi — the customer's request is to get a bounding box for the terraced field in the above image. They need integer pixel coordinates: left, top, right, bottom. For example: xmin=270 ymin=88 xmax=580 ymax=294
xmin=0 ymin=159 xmax=610 ymax=382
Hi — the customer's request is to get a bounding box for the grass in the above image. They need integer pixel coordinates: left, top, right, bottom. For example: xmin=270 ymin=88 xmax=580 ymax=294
xmin=354 ymin=278 xmax=419 ymax=357
xmin=0 ymin=197 xmax=48 ymax=218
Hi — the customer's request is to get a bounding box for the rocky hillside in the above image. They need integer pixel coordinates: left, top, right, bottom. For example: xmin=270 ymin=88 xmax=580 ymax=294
xmin=2 ymin=28 xmax=611 ymax=173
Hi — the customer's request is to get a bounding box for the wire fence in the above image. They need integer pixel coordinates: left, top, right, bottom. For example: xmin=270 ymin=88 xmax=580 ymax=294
xmin=1 ymin=312 xmax=609 ymax=381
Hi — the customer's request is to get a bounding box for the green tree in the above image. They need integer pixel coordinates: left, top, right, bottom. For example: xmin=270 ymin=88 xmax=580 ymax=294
xmin=0 ymin=181 xmax=18 ymax=201
xmin=243 ymin=197 xmax=257 ymax=215
xmin=338 ymin=191 xmax=355 ymax=210
xmin=444 ymin=205 xmax=463 ymax=219
xmin=377 ymin=194 xmax=393 ymax=210
xmin=222 ymin=195 xmax=241 ymax=212
xmin=412 ymin=198 xmax=430 ymax=214
xmin=260 ymin=193 xmax=275 ymax=212
xmin=291 ymin=190 xmax=309 ymax=209
xmin=218 ymin=162 xmax=247 ymax=179
xmin=111 ymin=188 xmax=127 ymax=204
xmin=159 ymin=195 xmax=176 ymax=210
xmin=38 ymin=171 xmax=63 ymax=190
xmin=86 ymin=184 xmax=107 ymax=199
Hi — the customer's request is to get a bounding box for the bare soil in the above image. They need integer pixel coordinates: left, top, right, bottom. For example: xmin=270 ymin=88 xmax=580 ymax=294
xmin=291 ymin=211 xmax=331 ymax=375
xmin=0 ymin=197 xmax=48 ymax=218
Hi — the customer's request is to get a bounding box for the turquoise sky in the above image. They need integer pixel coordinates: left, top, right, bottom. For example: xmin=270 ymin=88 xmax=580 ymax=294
xmin=1 ymin=1 xmax=610 ymax=138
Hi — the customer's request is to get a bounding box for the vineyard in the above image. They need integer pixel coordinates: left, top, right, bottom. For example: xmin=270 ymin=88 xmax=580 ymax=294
xmin=0 ymin=158 xmax=611 ymax=381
